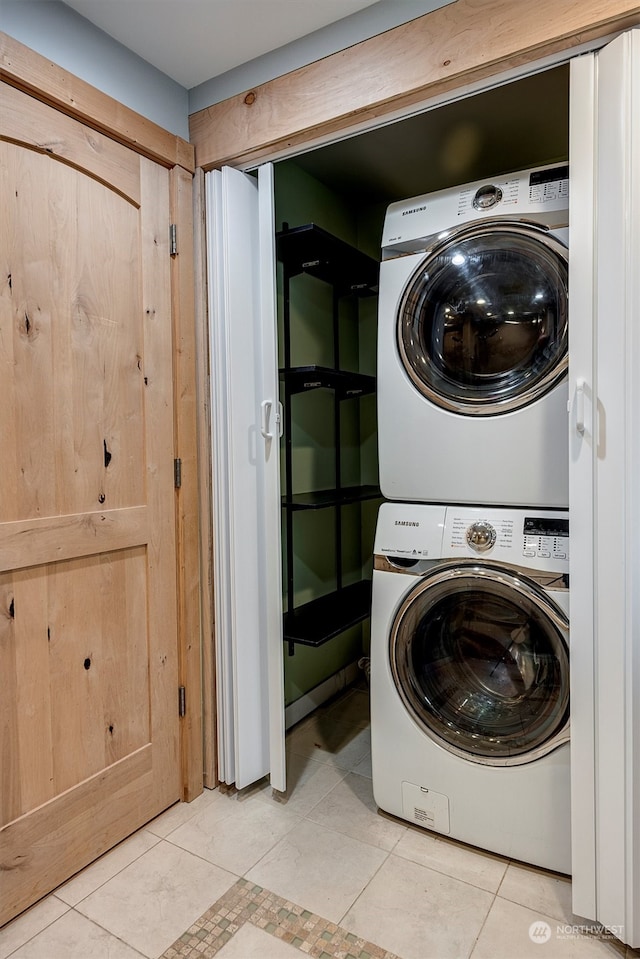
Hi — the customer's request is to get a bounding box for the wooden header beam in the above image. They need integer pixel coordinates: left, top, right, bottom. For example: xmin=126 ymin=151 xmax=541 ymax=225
xmin=189 ymin=0 xmax=640 ymax=171
xmin=0 ymin=32 xmax=195 ymax=172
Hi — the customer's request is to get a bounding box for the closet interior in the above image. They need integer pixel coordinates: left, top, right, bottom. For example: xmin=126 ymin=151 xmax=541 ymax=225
xmin=271 ymin=63 xmax=570 ymax=715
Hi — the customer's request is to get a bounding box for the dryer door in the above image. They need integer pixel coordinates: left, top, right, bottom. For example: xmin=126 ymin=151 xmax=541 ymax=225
xmin=397 ymin=221 xmax=568 ymax=415
xmin=389 ymin=562 xmax=570 ymax=765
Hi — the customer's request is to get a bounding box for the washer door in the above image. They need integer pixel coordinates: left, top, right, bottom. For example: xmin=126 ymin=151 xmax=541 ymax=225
xmin=397 ymin=220 xmax=568 ymax=415
xmin=389 ymin=563 xmax=570 ymax=765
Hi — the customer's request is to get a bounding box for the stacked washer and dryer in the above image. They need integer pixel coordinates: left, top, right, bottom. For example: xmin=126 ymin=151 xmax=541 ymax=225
xmin=371 ymin=164 xmax=572 ymax=873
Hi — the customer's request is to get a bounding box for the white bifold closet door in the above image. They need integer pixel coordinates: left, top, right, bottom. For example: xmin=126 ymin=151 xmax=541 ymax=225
xmin=206 ymin=165 xmax=286 ymax=792
xmin=570 ymin=29 xmax=640 ymax=946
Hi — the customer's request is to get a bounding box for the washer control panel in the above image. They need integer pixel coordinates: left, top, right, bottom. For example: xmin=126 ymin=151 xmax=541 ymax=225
xmin=522 ymin=515 xmax=569 ymax=561
xmin=374 ymin=504 xmax=569 ymax=573
xmin=449 ymin=513 xmax=514 ymax=551
xmin=444 ymin=507 xmax=569 ymax=572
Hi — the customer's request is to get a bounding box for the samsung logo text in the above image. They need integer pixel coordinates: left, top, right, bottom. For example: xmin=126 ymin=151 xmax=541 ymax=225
xmin=395 ymin=520 xmax=420 ymax=527
xmin=402 ymin=205 xmax=427 ymax=216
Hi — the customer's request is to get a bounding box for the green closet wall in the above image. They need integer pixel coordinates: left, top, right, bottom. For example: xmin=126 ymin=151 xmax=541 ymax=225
xmin=274 ymin=162 xmax=383 ymax=706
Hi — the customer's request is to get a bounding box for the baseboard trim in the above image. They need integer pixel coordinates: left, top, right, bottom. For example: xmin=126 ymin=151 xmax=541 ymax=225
xmin=285 ymin=660 xmax=361 ymax=730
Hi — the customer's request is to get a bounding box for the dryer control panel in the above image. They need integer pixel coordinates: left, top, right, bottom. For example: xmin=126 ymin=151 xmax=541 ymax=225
xmin=381 ymin=162 xmax=569 ymax=255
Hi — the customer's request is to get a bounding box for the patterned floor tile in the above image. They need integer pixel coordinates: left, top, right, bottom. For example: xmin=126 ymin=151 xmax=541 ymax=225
xmin=160 ymin=878 xmax=401 ymax=959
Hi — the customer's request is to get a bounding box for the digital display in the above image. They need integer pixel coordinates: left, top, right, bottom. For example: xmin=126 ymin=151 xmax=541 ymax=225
xmin=524 ymin=517 xmax=569 ymax=537
xmin=529 ymin=165 xmax=569 ymax=186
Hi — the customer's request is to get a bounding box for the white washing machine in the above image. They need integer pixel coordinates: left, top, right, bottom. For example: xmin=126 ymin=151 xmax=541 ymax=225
xmin=371 ymin=501 xmax=571 ymax=873
xmin=377 ymin=163 xmax=569 ymax=507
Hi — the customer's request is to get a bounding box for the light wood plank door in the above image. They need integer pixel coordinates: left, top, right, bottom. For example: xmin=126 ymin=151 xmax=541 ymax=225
xmin=0 ymin=84 xmax=181 ymax=924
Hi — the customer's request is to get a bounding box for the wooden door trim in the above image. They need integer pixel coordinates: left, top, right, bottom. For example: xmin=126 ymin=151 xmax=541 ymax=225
xmin=193 ymin=170 xmax=217 ymax=789
xmin=0 ymin=31 xmax=194 ymax=173
xmin=188 ymin=0 xmax=640 ymax=170
xmin=170 ymin=166 xmax=204 ymax=801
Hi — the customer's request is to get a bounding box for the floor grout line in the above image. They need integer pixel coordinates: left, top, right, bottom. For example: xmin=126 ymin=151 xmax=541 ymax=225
xmin=336 ymin=844 xmax=393 ymax=930
xmin=465 ymin=888 xmax=499 ymax=959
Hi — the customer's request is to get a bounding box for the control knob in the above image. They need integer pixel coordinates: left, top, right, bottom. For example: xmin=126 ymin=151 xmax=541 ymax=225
xmin=472 ymin=184 xmax=503 ymax=210
xmin=466 ymin=521 xmax=496 ymax=553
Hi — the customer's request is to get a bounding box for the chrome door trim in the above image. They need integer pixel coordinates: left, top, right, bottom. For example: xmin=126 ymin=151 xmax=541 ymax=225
xmin=388 ymin=560 xmax=570 ymax=766
xmin=374 ymin=554 xmax=569 ymax=591
xmin=396 ymin=218 xmax=568 ymax=416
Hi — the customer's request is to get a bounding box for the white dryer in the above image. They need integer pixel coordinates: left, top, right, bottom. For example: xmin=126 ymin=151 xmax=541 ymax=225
xmin=377 ymin=164 xmax=569 ymax=507
xmin=371 ymin=501 xmax=570 ymax=873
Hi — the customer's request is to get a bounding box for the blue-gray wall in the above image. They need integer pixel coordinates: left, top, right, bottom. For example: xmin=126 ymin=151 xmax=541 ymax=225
xmin=0 ymin=0 xmax=190 ymax=138
xmin=189 ymin=0 xmax=454 ymax=113
xmin=1 ymin=0 xmax=454 ymax=138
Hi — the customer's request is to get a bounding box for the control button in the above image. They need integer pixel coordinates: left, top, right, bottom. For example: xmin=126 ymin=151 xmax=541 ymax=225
xmin=466 ymin=521 xmax=497 ymax=553
xmin=539 ymin=551 xmax=551 ymax=558
xmin=554 ymin=551 xmax=567 ymax=560
xmin=523 ymin=549 xmax=536 ymax=558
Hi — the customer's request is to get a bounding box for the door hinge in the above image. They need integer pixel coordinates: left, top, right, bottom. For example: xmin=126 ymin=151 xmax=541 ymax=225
xmin=169 ymin=223 xmax=177 ymax=256
xmin=174 ymin=457 xmax=182 ymax=489
xmin=178 ymin=685 xmax=186 ymax=718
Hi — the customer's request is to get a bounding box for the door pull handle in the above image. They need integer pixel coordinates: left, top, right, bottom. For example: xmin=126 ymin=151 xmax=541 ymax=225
xmin=260 ymin=399 xmax=273 ymax=440
xmin=576 ymin=379 xmax=585 ymax=435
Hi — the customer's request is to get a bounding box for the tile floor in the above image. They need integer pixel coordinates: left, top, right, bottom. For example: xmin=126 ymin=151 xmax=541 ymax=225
xmin=2 ymin=684 xmax=638 ymax=959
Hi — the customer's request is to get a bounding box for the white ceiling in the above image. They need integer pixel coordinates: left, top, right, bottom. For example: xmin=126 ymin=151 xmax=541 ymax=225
xmin=61 ymin=0 xmax=383 ymax=89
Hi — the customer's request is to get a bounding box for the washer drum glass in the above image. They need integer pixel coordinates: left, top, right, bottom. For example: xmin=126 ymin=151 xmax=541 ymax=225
xmin=389 ymin=564 xmax=570 ymax=765
xmin=397 ymin=221 xmax=568 ymax=415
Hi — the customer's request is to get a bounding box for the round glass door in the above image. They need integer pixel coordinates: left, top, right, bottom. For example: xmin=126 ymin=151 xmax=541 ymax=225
xmin=390 ymin=563 xmax=570 ymax=765
xmin=398 ymin=221 xmax=568 ymax=415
